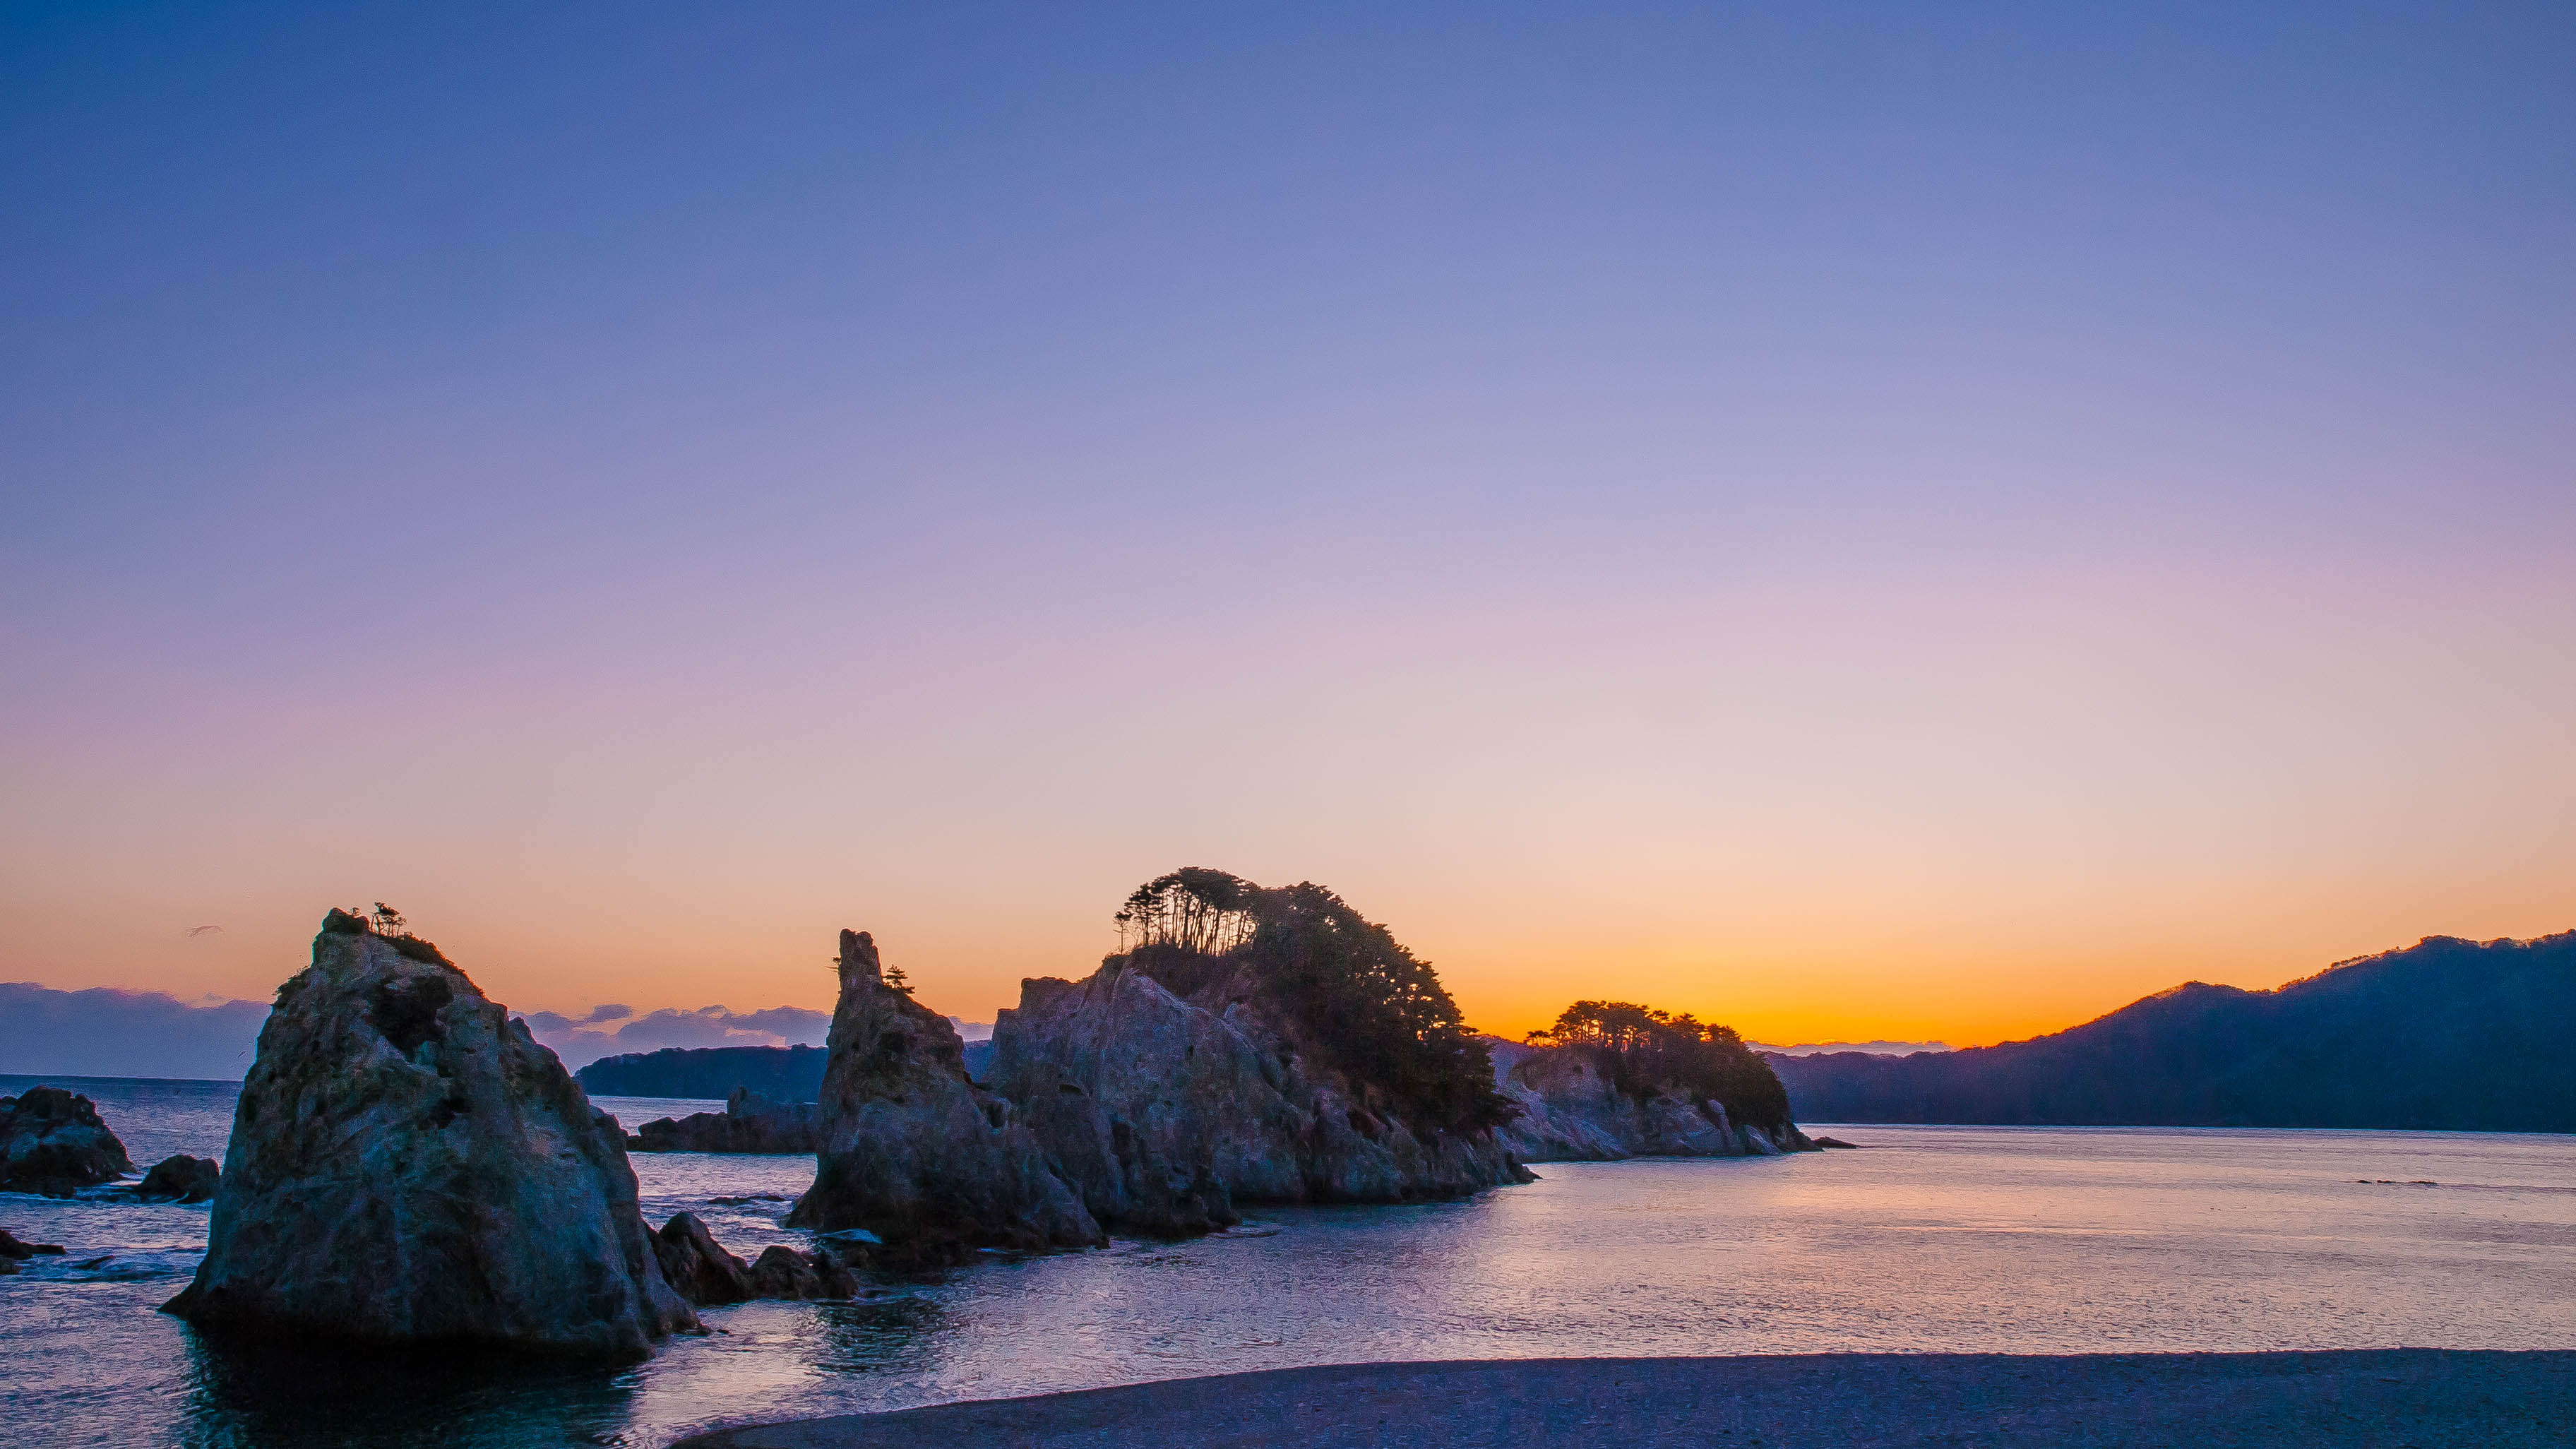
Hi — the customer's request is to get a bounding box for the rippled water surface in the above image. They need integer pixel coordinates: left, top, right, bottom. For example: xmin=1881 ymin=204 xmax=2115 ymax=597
xmin=3 ymin=1075 xmax=2570 ymax=1448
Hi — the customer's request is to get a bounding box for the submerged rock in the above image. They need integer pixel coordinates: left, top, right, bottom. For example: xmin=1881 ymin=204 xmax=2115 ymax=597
xmin=165 ymin=909 xmax=696 ymax=1358
xmin=136 ymin=1155 xmax=222 ymax=1203
xmin=989 ymin=961 xmax=1531 ymax=1233
xmin=0 ymin=1086 xmax=136 ymax=1197
xmin=785 ymin=931 xmax=1102 ymax=1263
xmin=629 ymin=1088 xmax=820 ymax=1154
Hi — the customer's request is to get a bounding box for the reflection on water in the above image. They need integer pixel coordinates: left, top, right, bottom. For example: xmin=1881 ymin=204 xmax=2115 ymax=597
xmin=2 ymin=1078 xmax=2572 ymax=1448
xmin=175 ymin=1332 xmax=645 ymax=1449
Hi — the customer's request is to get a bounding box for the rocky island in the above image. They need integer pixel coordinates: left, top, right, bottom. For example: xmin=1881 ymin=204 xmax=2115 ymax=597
xmin=985 ymin=871 xmax=1533 ymax=1236
xmin=1495 ymin=1001 xmax=1814 ymax=1159
xmin=137 ymin=881 xmax=1817 ymax=1360
xmin=789 ymin=869 xmax=1813 ymax=1256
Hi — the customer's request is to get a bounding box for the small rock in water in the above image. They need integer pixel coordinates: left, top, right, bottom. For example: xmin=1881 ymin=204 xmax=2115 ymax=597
xmin=0 ymin=1229 xmax=67 ymax=1258
xmin=709 ymin=1194 xmax=791 ymax=1206
xmin=746 ymin=1245 xmax=826 ymax=1299
xmin=136 ymin=1155 xmax=222 ymax=1203
xmin=0 ymin=1085 xmax=137 ymax=1197
xmin=813 ymin=1249 xmax=861 ymax=1299
xmin=654 ymin=1212 xmax=752 ymax=1306
xmin=1811 ymin=1135 xmax=1861 ymax=1149
xmin=653 ymin=1213 xmax=861 ymax=1304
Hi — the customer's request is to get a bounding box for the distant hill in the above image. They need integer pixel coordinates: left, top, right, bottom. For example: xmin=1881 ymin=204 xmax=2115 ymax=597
xmin=1768 ymin=932 xmax=2575 ymax=1132
xmin=576 ymin=1044 xmax=828 ymax=1102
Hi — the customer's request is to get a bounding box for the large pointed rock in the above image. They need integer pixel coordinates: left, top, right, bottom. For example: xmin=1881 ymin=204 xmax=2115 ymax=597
xmin=989 ymin=961 xmax=1530 ymax=1230
xmin=785 ymin=931 xmax=1101 ymax=1262
xmin=165 ymin=910 xmax=696 ymax=1359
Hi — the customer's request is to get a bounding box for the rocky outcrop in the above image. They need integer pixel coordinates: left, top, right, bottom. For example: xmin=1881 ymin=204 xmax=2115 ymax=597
xmin=988 ymin=962 xmax=1530 ymax=1234
xmin=165 ymin=910 xmax=697 ymax=1359
xmin=650 ymin=1212 xmax=859 ymax=1305
xmin=136 ymin=1154 xmax=222 ymax=1203
xmin=785 ymin=931 xmax=1103 ymax=1263
xmin=628 ymin=1088 xmax=820 ymax=1153
xmin=1489 ymin=1042 xmax=1814 ymax=1161
xmin=1 ymin=1086 xmax=136 ymax=1196
xmin=746 ymin=1244 xmax=860 ymax=1300
xmin=652 ymin=1213 xmax=752 ymax=1305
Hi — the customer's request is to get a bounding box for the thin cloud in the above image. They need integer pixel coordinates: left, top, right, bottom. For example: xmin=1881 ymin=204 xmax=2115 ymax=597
xmin=523 ymin=1003 xmax=832 ymax=1069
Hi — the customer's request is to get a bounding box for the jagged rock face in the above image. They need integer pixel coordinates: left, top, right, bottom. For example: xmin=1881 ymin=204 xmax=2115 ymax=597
xmin=989 ymin=963 xmax=1530 ymax=1229
xmin=628 ymin=1088 xmax=820 ymax=1154
xmin=0 ymin=1086 xmax=136 ymax=1196
xmin=786 ymin=930 xmax=1102 ymax=1261
xmin=1491 ymin=1045 xmax=1811 ymax=1160
xmin=165 ymin=911 xmax=697 ymax=1359
xmin=137 ymin=1154 xmax=222 ymax=1203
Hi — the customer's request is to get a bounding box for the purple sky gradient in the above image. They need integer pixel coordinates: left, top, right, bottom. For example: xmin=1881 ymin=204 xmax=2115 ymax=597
xmin=4 ymin=3 xmax=2570 ymax=1046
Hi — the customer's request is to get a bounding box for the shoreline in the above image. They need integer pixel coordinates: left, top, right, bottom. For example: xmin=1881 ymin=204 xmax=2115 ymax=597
xmin=675 ymin=1349 xmax=2575 ymax=1448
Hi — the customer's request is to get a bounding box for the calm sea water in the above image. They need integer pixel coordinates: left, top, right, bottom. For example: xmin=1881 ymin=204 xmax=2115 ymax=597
xmin=2 ymin=1075 xmax=2570 ymax=1448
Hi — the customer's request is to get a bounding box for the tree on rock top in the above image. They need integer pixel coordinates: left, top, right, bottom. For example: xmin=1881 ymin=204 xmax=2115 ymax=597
xmin=1530 ymin=999 xmax=1793 ymax=1134
xmin=1110 ymin=869 xmax=1513 ymax=1134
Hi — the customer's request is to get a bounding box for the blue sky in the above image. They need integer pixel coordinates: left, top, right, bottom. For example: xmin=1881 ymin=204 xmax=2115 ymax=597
xmin=4 ymin=3 xmax=2570 ymax=1045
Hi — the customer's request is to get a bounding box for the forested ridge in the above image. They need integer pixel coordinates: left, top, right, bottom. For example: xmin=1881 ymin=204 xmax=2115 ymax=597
xmin=1770 ymin=931 xmax=2576 ymax=1131
xmin=576 ymin=1044 xmax=828 ymax=1102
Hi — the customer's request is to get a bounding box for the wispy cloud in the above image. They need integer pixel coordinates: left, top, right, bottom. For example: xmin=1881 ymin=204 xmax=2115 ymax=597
xmin=521 ymin=1003 xmax=833 ymax=1069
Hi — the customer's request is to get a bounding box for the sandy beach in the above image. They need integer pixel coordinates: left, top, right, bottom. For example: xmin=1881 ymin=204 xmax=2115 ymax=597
xmin=676 ymin=1349 xmax=2575 ymax=1448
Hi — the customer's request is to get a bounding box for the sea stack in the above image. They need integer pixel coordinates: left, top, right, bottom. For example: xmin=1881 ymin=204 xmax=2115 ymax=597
xmin=786 ymin=930 xmax=1102 ymax=1260
xmin=165 ymin=909 xmax=696 ymax=1358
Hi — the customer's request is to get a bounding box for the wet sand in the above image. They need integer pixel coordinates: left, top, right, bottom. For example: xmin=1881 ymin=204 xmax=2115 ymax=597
xmin=676 ymin=1349 xmax=2573 ymax=1447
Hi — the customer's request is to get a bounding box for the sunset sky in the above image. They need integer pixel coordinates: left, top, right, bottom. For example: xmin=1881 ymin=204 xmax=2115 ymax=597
xmin=5 ymin=4 xmax=2571 ymax=1052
